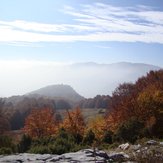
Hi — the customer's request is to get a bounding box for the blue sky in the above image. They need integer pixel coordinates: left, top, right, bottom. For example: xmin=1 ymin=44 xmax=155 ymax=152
xmin=0 ymin=0 xmax=163 ymax=66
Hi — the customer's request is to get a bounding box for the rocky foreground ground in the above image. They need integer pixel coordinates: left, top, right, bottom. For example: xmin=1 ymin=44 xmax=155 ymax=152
xmin=0 ymin=140 xmax=163 ymax=163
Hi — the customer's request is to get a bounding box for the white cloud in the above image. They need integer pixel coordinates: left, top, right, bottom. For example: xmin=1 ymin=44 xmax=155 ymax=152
xmin=95 ymin=45 xmax=111 ymax=49
xmin=0 ymin=3 xmax=163 ymax=44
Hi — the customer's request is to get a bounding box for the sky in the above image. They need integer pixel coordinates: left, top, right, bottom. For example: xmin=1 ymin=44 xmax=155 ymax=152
xmin=0 ymin=0 xmax=163 ymax=97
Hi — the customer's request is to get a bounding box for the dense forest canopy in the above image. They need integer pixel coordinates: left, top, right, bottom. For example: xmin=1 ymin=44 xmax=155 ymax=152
xmin=106 ymin=70 xmax=163 ymax=138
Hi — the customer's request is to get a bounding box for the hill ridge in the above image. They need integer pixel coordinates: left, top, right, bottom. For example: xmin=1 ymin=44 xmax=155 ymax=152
xmin=27 ymin=84 xmax=84 ymax=102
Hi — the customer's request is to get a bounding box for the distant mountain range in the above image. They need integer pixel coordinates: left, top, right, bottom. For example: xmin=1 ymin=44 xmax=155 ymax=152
xmin=13 ymin=62 xmax=161 ymax=99
xmin=0 ymin=62 xmax=161 ymax=98
xmin=68 ymin=62 xmax=161 ymax=97
xmin=71 ymin=62 xmax=161 ymax=71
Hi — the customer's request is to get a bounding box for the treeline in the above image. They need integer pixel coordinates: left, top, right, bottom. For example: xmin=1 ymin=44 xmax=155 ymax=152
xmin=0 ymin=97 xmax=72 ymax=131
xmin=0 ymin=94 xmax=111 ymax=131
xmin=78 ymin=95 xmax=111 ymax=109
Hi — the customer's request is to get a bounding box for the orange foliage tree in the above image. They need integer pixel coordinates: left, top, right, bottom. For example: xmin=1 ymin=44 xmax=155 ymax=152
xmin=23 ymin=108 xmax=58 ymax=138
xmin=106 ymin=70 xmax=163 ymax=137
xmin=137 ymin=85 xmax=163 ymax=137
xmin=106 ymin=83 xmax=137 ymax=132
xmin=62 ymin=107 xmax=85 ymax=138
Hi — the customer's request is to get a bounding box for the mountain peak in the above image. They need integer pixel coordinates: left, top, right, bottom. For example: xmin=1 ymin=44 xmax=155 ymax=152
xmin=27 ymin=84 xmax=84 ymax=102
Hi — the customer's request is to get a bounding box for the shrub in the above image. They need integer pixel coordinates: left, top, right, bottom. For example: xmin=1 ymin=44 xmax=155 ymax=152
xmin=115 ymin=118 xmax=144 ymax=143
xmin=29 ymin=145 xmax=50 ymax=154
xmin=83 ymin=129 xmax=95 ymax=145
xmin=0 ymin=147 xmax=12 ymax=155
xmin=0 ymin=136 xmax=13 ymax=148
xmin=31 ymin=136 xmax=55 ymax=146
xmin=28 ymin=128 xmax=83 ymax=154
xmin=50 ymin=130 xmax=77 ymax=154
xmin=29 ymin=136 xmax=55 ymax=154
xmin=18 ymin=134 xmax=32 ymax=153
xmin=0 ymin=135 xmax=16 ymax=153
xmin=103 ymin=130 xmax=113 ymax=144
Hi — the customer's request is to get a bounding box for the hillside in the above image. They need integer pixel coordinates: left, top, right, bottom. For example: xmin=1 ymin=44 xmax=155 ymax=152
xmin=27 ymin=84 xmax=84 ymax=103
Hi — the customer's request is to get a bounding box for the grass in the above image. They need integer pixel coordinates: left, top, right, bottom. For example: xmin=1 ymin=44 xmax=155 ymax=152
xmin=57 ymin=108 xmax=106 ymax=122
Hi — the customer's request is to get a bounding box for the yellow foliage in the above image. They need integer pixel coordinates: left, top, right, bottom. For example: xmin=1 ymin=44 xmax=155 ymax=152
xmin=86 ymin=115 xmax=107 ymax=140
xmin=62 ymin=107 xmax=85 ymax=136
xmin=138 ymin=86 xmax=163 ymax=116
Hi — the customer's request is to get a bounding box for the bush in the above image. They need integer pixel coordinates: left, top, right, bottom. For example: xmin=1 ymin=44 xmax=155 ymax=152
xmin=0 ymin=135 xmax=16 ymax=153
xmin=83 ymin=129 xmax=95 ymax=145
xmin=103 ymin=130 xmax=113 ymax=144
xmin=29 ymin=145 xmax=50 ymax=154
xmin=31 ymin=136 xmax=55 ymax=146
xmin=50 ymin=129 xmax=78 ymax=154
xmin=0 ymin=136 xmax=13 ymax=148
xmin=18 ymin=134 xmax=32 ymax=153
xmin=115 ymin=118 xmax=144 ymax=143
xmin=52 ymin=137 xmax=72 ymax=154
xmin=29 ymin=136 xmax=55 ymax=154
xmin=0 ymin=147 xmax=12 ymax=155
xmin=74 ymin=133 xmax=83 ymax=144
xmin=28 ymin=128 xmax=84 ymax=154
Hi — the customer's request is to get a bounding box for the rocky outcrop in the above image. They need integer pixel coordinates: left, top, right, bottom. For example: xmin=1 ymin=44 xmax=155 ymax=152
xmin=0 ymin=149 xmax=129 ymax=163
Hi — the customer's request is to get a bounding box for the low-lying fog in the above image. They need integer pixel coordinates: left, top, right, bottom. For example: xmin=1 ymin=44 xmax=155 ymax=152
xmin=0 ymin=60 xmax=160 ymax=98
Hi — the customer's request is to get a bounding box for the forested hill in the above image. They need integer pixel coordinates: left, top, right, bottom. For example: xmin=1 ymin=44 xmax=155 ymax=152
xmin=27 ymin=84 xmax=84 ymax=103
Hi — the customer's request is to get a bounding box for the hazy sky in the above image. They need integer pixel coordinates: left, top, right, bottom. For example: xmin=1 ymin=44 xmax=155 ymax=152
xmin=0 ymin=0 xmax=163 ymax=97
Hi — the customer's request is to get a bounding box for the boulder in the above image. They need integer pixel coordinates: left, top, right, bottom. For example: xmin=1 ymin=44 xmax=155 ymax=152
xmin=108 ymin=152 xmax=130 ymax=162
xmin=131 ymin=144 xmax=141 ymax=151
xmin=160 ymin=142 xmax=163 ymax=146
xmin=146 ymin=140 xmax=158 ymax=145
xmin=119 ymin=143 xmax=130 ymax=150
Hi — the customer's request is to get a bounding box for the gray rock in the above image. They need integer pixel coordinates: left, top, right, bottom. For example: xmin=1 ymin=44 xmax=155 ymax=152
xmin=131 ymin=144 xmax=141 ymax=151
xmin=160 ymin=142 xmax=163 ymax=146
xmin=108 ymin=152 xmax=129 ymax=162
xmin=0 ymin=153 xmax=53 ymax=163
xmin=119 ymin=143 xmax=130 ymax=150
xmin=0 ymin=149 xmax=110 ymax=163
xmin=146 ymin=140 xmax=158 ymax=145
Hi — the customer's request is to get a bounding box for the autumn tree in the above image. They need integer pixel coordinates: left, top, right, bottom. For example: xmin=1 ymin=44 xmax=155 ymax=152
xmin=23 ymin=108 xmax=58 ymax=138
xmin=106 ymin=70 xmax=163 ymax=138
xmin=12 ymin=97 xmax=56 ymax=130
xmin=62 ymin=107 xmax=85 ymax=142
xmin=106 ymin=83 xmax=137 ymax=131
xmin=137 ymin=85 xmax=163 ymax=137
xmin=86 ymin=115 xmax=107 ymax=140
